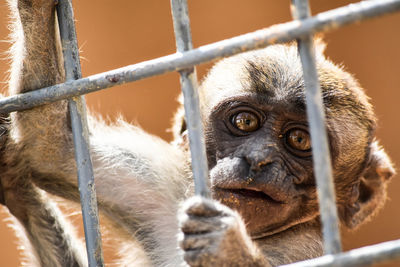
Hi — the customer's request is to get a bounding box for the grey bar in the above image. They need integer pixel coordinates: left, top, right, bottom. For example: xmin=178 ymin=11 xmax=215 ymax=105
xmin=56 ymin=1 xmax=104 ymax=266
xmin=0 ymin=0 xmax=399 ymax=114
xmin=170 ymin=0 xmax=210 ymax=197
xmin=291 ymin=0 xmax=341 ymax=255
xmin=279 ymin=239 xmax=400 ymax=267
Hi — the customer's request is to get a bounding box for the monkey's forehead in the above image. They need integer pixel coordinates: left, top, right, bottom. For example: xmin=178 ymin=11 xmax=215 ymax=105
xmin=199 ymin=43 xmax=374 ymax=124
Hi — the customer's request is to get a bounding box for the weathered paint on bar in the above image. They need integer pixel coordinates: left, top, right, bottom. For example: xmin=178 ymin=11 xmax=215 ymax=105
xmin=280 ymin=240 xmax=400 ymax=267
xmin=56 ymin=0 xmax=104 ymax=266
xmin=291 ymin=0 xmax=342 ymax=255
xmin=171 ymin=0 xmax=210 ymax=198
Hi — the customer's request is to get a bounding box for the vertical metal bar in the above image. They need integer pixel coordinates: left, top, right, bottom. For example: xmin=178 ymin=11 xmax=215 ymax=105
xmin=170 ymin=0 xmax=210 ymax=197
xmin=291 ymin=0 xmax=342 ymax=255
xmin=56 ymin=1 xmax=105 ymax=266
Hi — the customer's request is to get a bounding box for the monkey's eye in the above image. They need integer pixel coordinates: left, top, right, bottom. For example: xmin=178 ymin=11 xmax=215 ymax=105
xmin=231 ymin=112 xmax=260 ymax=132
xmin=285 ymin=129 xmax=311 ymax=152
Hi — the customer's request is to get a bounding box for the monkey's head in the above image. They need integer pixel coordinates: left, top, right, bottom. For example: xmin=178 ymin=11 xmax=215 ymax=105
xmin=173 ymin=41 xmax=395 ymax=239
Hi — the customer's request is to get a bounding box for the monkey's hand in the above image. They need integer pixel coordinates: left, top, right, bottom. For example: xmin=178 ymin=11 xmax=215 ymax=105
xmin=179 ymin=196 xmax=270 ymax=267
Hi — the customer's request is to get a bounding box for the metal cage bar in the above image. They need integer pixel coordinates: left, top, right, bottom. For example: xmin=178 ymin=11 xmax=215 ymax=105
xmin=280 ymin=239 xmax=400 ymax=267
xmin=0 ymin=0 xmax=398 ymax=114
xmin=170 ymin=0 xmax=210 ymax=197
xmin=56 ymin=0 xmax=104 ymax=266
xmin=291 ymin=0 xmax=342 ymax=255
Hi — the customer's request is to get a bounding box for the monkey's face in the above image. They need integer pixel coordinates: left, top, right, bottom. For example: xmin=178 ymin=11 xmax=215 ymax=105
xmin=206 ymin=93 xmax=320 ymax=238
xmin=196 ymin=43 xmax=387 ymax=239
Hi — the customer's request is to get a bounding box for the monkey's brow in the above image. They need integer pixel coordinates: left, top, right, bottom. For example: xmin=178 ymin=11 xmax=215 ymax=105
xmin=214 ymin=92 xmax=308 ymax=114
xmin=287 ymin=96 xmax=306 ymax=114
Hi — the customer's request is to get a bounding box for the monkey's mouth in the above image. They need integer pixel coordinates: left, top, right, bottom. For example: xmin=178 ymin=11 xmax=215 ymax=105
xmin=222 ymin=188 xmax=286 ymax=204
xmin=214 ymin=187 xmax=287 ymax=205
xmin=213 ymin=186 xmax=300 ymax=238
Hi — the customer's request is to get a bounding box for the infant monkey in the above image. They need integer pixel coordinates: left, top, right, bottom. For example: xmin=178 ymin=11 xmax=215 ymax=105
xmin=0 ymin=0 xmax=395 ymax=266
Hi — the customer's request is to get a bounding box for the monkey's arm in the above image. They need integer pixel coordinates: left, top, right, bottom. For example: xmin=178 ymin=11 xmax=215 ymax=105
xmin=179 ymin=196 xmax=271 ymax=267
xmin=9 ymin=0 xmax=187 ymax=216
xmin=8 ymin=0 xmax=189 ymax=263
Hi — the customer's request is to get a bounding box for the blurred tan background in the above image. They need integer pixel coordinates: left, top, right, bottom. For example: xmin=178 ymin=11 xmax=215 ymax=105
xmin=0 ymin=0 xmax=399 ymax=266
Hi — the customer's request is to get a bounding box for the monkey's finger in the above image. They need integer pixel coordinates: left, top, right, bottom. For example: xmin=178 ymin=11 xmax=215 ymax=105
xmin=183 ymin=196 xmax=221 ymax=217
xmin=183 ymin=249 xmax=205 ymax=267
xmin=182 ymin=196 xmax=227 ymax=217
xmin=180 ymin=215 xmax=224 ymax=234
xmin=180 ymin=232 xmax=221 ymax=251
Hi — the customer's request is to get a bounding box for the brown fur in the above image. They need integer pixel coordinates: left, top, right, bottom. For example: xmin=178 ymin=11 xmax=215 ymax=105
xmin=0 ymin=0 xmax=395 ymax=266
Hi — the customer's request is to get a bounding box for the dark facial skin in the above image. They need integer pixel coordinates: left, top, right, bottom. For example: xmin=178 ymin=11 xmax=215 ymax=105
xmin=207 ymin=95 xmax=320 ymax=238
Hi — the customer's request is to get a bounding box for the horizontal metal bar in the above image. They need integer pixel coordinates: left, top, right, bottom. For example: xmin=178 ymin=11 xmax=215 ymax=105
xmin=171 ymin=0 xmax=210 ymax=198
xmin=279 ymin=239 xmax=400 ymax=267
xmin=56 ymin=1 xmax=104 ymax=266
xmin=1 ymin=0 xmax=399 ymax=114
xmin=291 ymin=0 xmax=341 ymax=255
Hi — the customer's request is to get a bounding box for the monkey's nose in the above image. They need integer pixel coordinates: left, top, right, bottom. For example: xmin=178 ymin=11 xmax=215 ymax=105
xmin=244 ymin=156 xmax=274 ymax=175
xmin=245 ymin=146 xmax=277 ymax=173
xmin=251 ymin=158 xmax=273 ymax=173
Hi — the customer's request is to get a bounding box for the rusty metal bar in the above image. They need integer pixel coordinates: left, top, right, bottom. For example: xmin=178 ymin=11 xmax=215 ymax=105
xmin=170 ymin=0 xmax=210 ymax=197
xmin=56 ymin=1 xmax=104 ymax=266
xmin=0 ymin=0 xmax=399 ymax=114
xmin=280 ymin=239 xmax=400 ymax=267
xmin=291 ymin=0 xmax=342 ymax=255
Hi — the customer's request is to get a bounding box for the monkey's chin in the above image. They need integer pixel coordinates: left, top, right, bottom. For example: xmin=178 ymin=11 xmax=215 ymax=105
xmin=213 ymin=188 xmax=303 ymax=239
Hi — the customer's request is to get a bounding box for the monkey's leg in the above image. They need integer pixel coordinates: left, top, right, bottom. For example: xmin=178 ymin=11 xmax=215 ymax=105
xmin=0 ymin=105 xmax=86 ymax=266
xmin=0 ymin=170 xmax=87 ymax=267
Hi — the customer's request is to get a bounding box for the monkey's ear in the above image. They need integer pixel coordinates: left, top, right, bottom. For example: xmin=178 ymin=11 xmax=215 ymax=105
xmin=171 ymin=99 xmax=188 ymax=149
xmin=314 ymin=35 xmax=327 ymax=56
xmin=343 ymin=141 xmax=395 ymax=229
xmin=171 ymin=94 xmax=187 ymax=142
